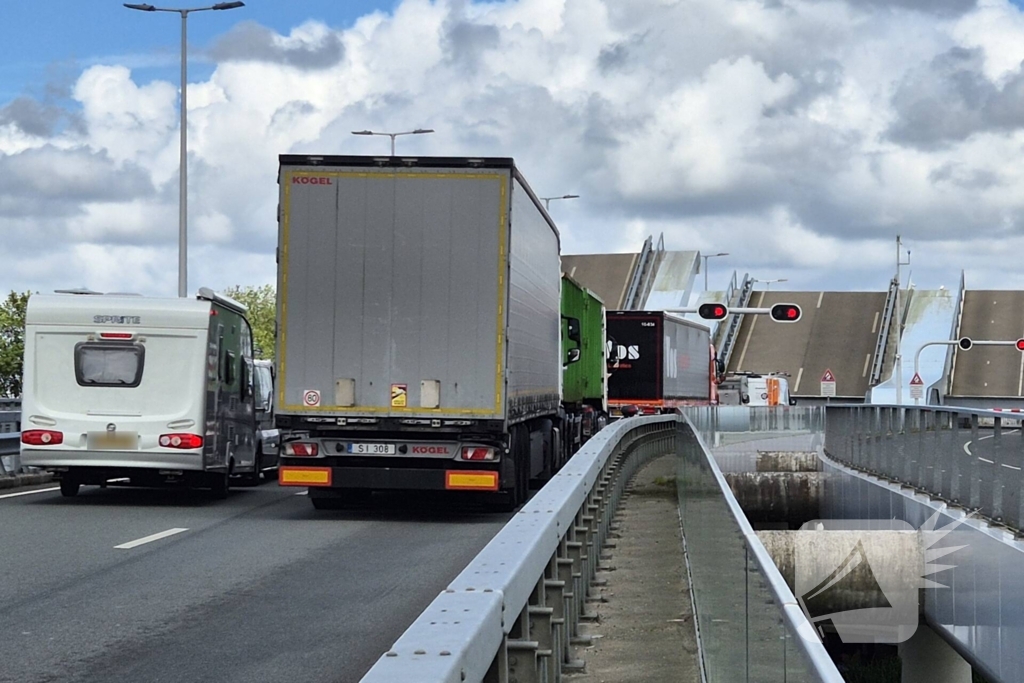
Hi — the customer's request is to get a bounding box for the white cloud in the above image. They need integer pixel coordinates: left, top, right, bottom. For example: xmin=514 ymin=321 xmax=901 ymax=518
xmin=3 ymin=0 xmax=1024 ymax=299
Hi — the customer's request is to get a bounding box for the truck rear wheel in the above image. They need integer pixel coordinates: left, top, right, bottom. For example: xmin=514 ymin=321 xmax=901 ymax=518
xmin=59 ymin=478 xmax=80 ymax=498
xmin=490 ymin=425 xmax=527 ymax=512
xmin=208 ymin=472 xmax=229 ymax=499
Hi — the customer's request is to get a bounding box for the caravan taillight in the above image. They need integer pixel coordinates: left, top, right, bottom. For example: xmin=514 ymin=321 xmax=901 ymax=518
xmin=159 ymin=433 xmax=204 ymax=449
xmin=284 ymin=442 xmax=319 ymax=456
xmin=99 ymin=332 xmax=134 ymax=340
xmin=22 ymin=430 xmax=63 ymax=446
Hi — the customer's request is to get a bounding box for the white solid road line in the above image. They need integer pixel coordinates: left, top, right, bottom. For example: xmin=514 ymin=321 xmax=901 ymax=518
xmin=0 ymin=486 xmax=60 ymax=500
xmin=963 ymin=429 xmax=1020 ymax=456
xmin=114 ymin=528 xmax=188 ymax=550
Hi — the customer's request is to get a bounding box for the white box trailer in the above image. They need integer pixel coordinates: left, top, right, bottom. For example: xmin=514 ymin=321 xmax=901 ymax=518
xmin=20 ymin=288 xmax=274 ymax=497
xmin=275 ymin=155 xmax=562 ymax=510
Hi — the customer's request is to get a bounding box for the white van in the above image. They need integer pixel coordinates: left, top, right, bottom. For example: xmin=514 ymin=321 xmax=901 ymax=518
xmin=20 ymin=288 xmax=263 ymax=497
xmin=717 ymin=373 xmax=796 ymax=407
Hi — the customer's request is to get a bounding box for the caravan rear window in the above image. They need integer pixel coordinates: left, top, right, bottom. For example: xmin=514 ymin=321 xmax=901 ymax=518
xmin=74 ymin=343 xmax=145 ymax=388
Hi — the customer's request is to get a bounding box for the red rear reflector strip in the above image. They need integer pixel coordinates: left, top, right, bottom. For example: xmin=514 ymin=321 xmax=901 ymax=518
xmin=99 ymin=332 xmax=134 ymax=339
xmin=21 ymin=430 xmax=63 ymax=446
xmin=445 ymin=471 xmax=499 ymax=491
xmin=285 ymin=442 xmax=319 ymax=456
xmin=460 ymin=447 xmax=495 ymax=461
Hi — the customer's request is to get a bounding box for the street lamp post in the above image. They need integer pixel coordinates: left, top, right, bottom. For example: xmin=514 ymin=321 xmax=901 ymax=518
xmin=539 ymin=194 xmax=579 ymax=211
xmin=124 ymin=2 xmax=245 ymax=298
xmin=700 ymin=252 xmax=729 ymax=291
xmin=753 ymin=278 xmax=788 ymax=291
xmin=351 ymin=129 xmax=435 ymax=156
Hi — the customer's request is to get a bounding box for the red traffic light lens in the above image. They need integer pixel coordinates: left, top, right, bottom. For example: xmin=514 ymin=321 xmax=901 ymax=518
xmin=1017 ymin=339 xmax=1024 ymax=351
xmin=769 ymin=304 xmax=802 ymax=323
xmin=697 ymin=303 xmax=728 ymax=320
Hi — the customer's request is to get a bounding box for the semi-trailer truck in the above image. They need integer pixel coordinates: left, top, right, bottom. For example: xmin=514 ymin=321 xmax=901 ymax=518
xmin=274 ymin=155 xmax=565 ymax=510
xmin=606 ymin=310 xmax=719 ymax=415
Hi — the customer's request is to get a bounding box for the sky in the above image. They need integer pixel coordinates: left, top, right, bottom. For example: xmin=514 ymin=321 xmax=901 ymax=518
xmin=4 ymin=0 xmax=1024 ymax=297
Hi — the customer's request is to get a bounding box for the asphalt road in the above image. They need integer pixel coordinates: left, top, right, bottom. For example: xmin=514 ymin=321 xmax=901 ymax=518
xmin=729 ymin=291 xmax=885 ymax=398
xmin=951 ymin=290 xmax=1024 ymax=397
xmin=0 ymin=481 xmax=512 ymax=683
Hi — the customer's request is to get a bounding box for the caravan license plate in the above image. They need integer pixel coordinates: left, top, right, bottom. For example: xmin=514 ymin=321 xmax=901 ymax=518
xmin=347 ymin=443 xmax=395 ymax=455
xmin=89 ymin=432 xmax=138 ymax=450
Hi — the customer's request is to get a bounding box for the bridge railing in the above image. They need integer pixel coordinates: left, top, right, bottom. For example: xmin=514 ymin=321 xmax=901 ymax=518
xmin=678 ymin=415 xmax=842 ymax=682
xmin=825 ymin=405 xmax=1024 ymax=531
xmin=360 ymin=413 xmax=842 ymax=683
xmin=686 ymin=405 xmax=825 ymax=442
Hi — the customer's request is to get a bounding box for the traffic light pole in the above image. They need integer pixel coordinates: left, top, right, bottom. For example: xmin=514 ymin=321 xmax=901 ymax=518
xmin=664 ymin=303 xmax=803 ymax=323
xmin=913 ymin=338 xmax=1024 ymax=405
xmin=664 ymin=307 xmax=778 ymax=315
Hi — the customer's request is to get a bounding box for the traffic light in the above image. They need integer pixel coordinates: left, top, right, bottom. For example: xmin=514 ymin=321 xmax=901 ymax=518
xmin=1016 ymin=339 xmax=1024 ymax=352
xmin=697 ymin=303 xmax=729 ymax=320
xmin=958 ymin=337 xmax=973 ymax=351
xmin=769 ymin=303 xmax=802 ymax=323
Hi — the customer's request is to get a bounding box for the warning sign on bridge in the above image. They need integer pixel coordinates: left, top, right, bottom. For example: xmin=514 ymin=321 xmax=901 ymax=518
xmin=820 ymin=369 xmax=836 ymax=397
xmin=910 ymin=373 xmax=924 ymax=400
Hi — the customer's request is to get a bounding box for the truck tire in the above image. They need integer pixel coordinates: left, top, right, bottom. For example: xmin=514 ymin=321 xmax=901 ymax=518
xmin=60 ymin=478 xmax=80 ymax=498
xmin=208 ymin=472 xmax=229 ymax=500
xmin=536 ymin=419 xmax=555 ymax=484
xmin=492 ymin=425 xmax=527 ymax=512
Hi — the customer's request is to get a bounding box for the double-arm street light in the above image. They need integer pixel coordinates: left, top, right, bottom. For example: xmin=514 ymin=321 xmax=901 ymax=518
xmin=700 ymin=252 xmax=729 ymax=291
xmin=754 ymin=278 xmax=788 ymax=291
xmin=351 ymin=129 xmax=435 ymax=156
xmin=539 ymin=194 xmax=579 ymax=211
xmin=124 ymin=1 xmax=246 ymax=298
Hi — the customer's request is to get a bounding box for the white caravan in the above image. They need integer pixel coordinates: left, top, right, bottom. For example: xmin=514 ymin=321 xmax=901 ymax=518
xmin=20 ymin=288 xmax=271 ymax=497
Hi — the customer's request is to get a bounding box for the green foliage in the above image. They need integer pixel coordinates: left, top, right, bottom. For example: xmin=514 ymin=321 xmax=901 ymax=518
xmin=224 ymin=285 xmax=276 ymax=360
xmin=0 ymin=291 xmax=30 ymax=398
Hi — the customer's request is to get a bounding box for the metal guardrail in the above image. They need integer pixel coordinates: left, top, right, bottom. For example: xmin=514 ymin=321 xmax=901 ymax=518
xmin=360 ymin=415 xmax=676 ymax=682
xmin=717 ymin=272 xmax=753 ymax=371
xmin=825 ymin=404 xmax=1024 ymax=531
xmin=869 ymin=277 xmax=899 ymax=386
xmin=622 ymin=233 xmax=664 ymax=310
xmin=0 ymin=402 xmax=21 ymax=475
xmin=944 ymin=270 xmax=967 ymax=399
xmin=361 ymin=412 xmax=842 ymax=683
xmin=622 ymin=235 xmax=653 ymax=310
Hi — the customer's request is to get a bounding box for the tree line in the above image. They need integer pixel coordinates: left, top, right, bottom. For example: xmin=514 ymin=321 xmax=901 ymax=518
xmin=0 ymin=286 xmax=276 ymax=399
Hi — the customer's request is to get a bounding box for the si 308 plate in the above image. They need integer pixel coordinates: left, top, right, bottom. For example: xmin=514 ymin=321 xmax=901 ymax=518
xmin=347 ymin=443 xmax=396 ymax=455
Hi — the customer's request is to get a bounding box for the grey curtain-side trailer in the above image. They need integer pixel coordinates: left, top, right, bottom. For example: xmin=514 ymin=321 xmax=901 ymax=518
xmin=275 ymin=155 xmax=563 ymax=510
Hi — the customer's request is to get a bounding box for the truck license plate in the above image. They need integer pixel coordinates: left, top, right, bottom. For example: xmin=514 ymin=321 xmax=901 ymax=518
xmin=347 ymin=443 xmax=396 ymax=455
